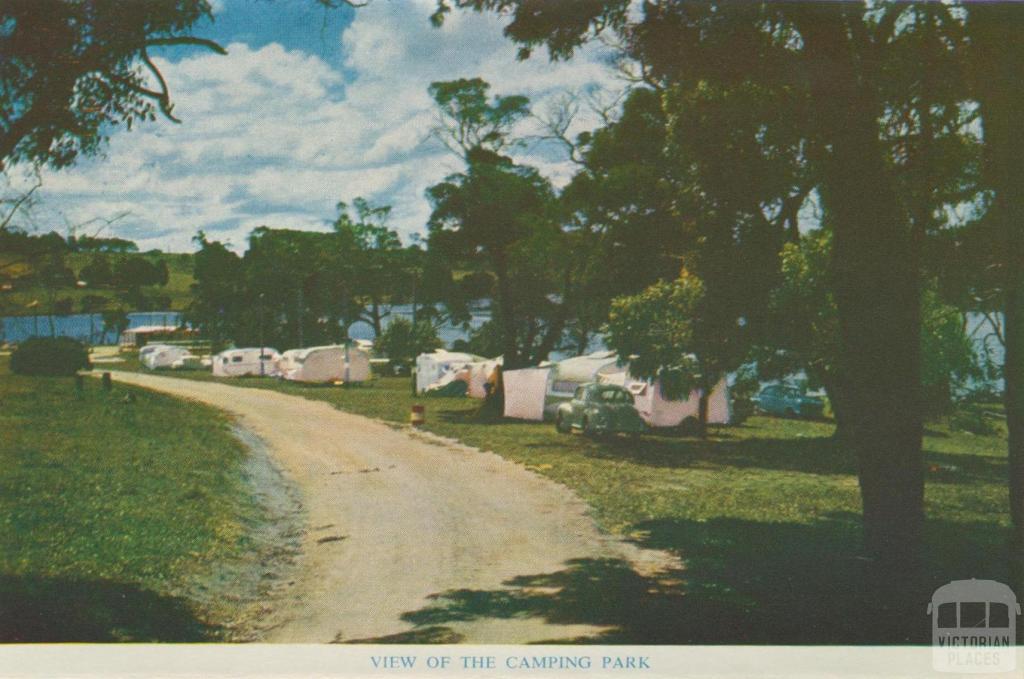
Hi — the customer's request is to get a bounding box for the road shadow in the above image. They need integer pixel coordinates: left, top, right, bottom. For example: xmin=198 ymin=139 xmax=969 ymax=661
xmin=583 ymin=434 xmax=857 ymax=476
xmin=0 ymin=574 xmax=216 ymax=642
xmin=381 ymin=514 xmax=1011 ymax=644
xmin=579 ymin=434 xmax=1005 ymax=484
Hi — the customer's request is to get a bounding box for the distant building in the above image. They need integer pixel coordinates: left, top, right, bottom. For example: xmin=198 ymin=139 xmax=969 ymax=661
xmin=118 ymin=325 xmax=186 ymax=349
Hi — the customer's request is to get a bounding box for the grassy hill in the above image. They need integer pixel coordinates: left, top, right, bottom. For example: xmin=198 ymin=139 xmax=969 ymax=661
xmin=1 ymin=251 xmax=196 ymax=316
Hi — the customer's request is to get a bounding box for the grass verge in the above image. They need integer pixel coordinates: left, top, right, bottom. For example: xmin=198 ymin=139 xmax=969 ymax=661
xmin=0 ymin=356 xmax=270 ymax=642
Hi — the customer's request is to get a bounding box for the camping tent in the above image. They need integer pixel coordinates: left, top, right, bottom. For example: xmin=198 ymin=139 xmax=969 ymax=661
xmin=502 ymin=367 xmax=552 ymax=421
xmin=464 ymin=359 xmax=502 ymax=398
xmin=421 ymin=357 xmax=502 ymax=398
xmin=415 ymin=350 xmax=485 ymax=394
xmin=502 ymin=350 xmax=620 ymax=421
xmin=596 ymin=366 xmax=731 ymax=427
xmin=212 ymin=347 xmax=281 ymax=377
xmin=279 ymin=344 xmax=371 ymax=383
xmin=142 ymin=345 xmax=195 ymax=370
xmin=501 ymin=351 xmax=618 ymax=422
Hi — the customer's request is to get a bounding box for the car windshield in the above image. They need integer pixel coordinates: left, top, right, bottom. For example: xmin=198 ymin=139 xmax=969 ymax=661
xmin=598 ymin=388 xmax=631 ymax=404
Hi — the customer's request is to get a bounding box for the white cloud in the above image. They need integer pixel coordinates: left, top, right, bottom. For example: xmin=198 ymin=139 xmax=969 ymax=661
xmin=31 ymin=2 xmax=627 ymax=253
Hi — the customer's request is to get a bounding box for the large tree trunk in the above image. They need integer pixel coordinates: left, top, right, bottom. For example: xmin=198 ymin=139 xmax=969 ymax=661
xmin=696 ymin=388 xmax=709 ymax=439
xmin=820 ymin=372 xmax=848 ymax=442
xmin=492 ymin=249 xmax=520 ymax=368
xmin=970 ymin=4 xmax=1024 ymax=612
xmin=800 ymin=9 xmax=924 ymax=568
xmin=1005 ymin=286 xmax=1024 ymax=612
xmin=828 ymin=109 xmax=924 ymax=570
xmin=797 ymin=11 xmax=925 ymax=639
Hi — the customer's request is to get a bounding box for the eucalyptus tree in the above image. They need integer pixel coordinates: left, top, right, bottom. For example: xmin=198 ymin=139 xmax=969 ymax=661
xmin=332 ymin=198 xmax=406 ymax=338
xmin=426 ymin=78 xmax=568 ymax=368
xmin=432 ymin=1 xmax=980 ymax=586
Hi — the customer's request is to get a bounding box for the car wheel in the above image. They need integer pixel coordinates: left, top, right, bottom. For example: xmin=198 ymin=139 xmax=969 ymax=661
xmin=785 ymin=407 xmax=797 ymax=418
xmin=582 ymin=416 xmax=597 ymax=438
xmin=556 ymin=413 xmax=571 ymax=434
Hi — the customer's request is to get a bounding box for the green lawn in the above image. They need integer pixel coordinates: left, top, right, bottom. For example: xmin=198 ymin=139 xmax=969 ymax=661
xmin=0 ymin=357 xmax=275 ymax=642
xmin=110 ymin=361 xmax=1014 ymax=643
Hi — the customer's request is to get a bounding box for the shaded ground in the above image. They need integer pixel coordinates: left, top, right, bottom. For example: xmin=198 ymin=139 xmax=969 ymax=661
xmin=0 ymin=574 xmax=213 ymax=642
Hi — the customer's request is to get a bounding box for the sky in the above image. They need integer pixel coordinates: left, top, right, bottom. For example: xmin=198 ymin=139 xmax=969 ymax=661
xmin=17 ymin=0 xmax=627 ymax=253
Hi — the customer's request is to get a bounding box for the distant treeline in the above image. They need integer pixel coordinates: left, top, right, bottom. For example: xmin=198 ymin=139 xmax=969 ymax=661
xmin=0 ymin=229 xmax=194 ymax=331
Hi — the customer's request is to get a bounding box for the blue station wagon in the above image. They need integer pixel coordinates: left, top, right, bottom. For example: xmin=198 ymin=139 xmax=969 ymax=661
xmin=751 ymin=384 xmax=825 ymax=419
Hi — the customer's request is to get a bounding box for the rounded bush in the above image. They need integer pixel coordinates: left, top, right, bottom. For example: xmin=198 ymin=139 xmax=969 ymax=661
xmin=10 ymin=337 xmax=91 ymax=376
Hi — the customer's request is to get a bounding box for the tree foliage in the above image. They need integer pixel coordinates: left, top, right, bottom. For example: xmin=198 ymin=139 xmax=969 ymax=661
xmin=427 ymin=79 xmax=569 ymax=367
xmin=0 ymin=0 xmax=227 ymax=170
xmin=375 ymin=316 xmax=441 ymax=368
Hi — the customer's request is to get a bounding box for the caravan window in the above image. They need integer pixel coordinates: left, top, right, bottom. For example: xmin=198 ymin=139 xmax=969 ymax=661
xmin=222 ymin=357 xmax=229 ymax=365
xmin=259 ymin=354 xmax=273 ymax=361
xmin=232 ymin=355 xmax=243 ymax=363
xmin=552 ymin=380 xmax=578 ymax=395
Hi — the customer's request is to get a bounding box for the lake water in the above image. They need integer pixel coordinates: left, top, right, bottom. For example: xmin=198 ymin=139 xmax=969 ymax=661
xmin=0 ymin=305 xmax=496 ymax=351
xmin=1 ymin=311 xmax=184 ymax=346
xmin=0 ymin=308 xmax=1000 ymax=381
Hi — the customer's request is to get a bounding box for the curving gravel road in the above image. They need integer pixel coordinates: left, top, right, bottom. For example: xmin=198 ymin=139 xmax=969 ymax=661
xmin=107 ymin=371 xmax=678 ymax=643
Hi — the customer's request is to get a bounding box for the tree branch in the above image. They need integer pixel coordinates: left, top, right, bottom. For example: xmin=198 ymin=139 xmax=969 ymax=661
xmin=144 ymin=36 xmax=227 ymax=54
xmin=0 ymin=173 xmax=42 ymax=232
xmin=140 ymin=49 xmax=181 ymax=123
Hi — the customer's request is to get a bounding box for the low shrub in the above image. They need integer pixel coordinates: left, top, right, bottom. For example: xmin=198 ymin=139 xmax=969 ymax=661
xmin=10 ymin=337 xmax=91 ymax=376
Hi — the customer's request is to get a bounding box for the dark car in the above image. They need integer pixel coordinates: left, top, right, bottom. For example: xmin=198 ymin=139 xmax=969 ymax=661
xmin=555 ymin=383 xmax=648 ymax=437
xmin=751 ymin=384 xmax=825 ymax=419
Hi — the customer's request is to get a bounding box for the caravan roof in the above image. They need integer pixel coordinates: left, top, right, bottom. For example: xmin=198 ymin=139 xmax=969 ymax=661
xmin=421 ymin=349 xmax=485 ymax=363
xmin=549 ymin=351 xmax=619 ymax=392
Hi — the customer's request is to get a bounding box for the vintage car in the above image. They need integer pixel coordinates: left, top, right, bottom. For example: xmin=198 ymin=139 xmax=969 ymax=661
xmin=751 ymin=384 xmax=825 ymax=419
xmin=555 ymin=383 xmax=648 ymax=437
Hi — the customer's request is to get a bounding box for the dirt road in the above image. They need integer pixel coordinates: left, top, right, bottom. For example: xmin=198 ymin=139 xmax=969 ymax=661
xmin=108 ymin=371 xmax=678 ymax=643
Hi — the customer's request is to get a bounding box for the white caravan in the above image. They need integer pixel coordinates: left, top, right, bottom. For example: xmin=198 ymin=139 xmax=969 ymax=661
xmin=138 ymin=344 xmax=171 ymax=364
xmin=212 ymin=347 xmax=281 ymax=377
xmin=279 ymin=344 xmax=371 ymax=383
xmin=142 ymin=345 xmax=195 ymax=370
xmin=596 ymin=366 xmax=731 ymax=428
